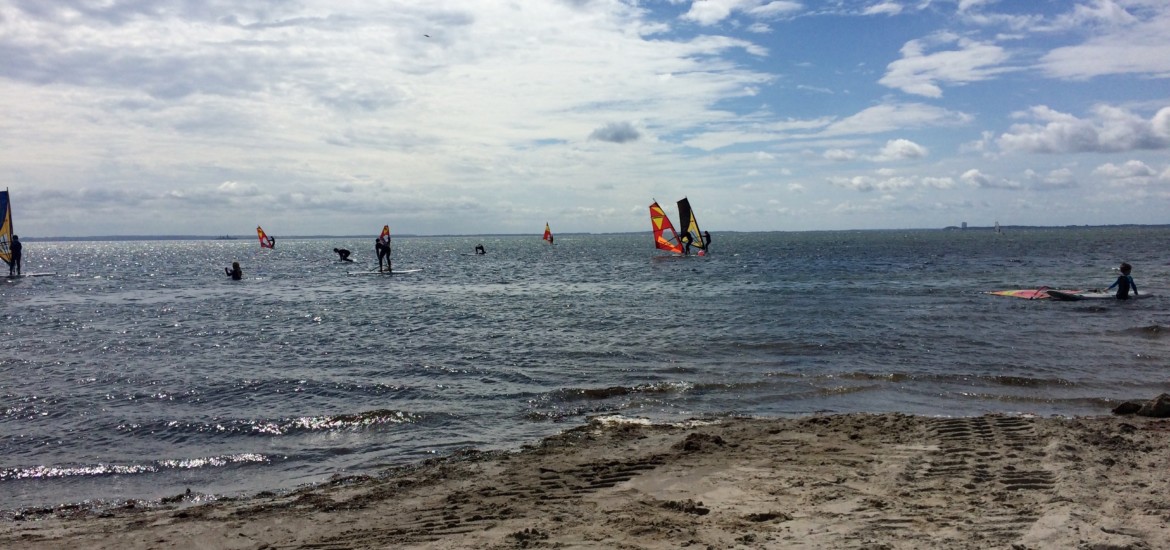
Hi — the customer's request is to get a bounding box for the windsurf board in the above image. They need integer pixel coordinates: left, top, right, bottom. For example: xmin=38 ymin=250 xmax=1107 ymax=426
xmin=1045 ymin=290 xmax=1148 ymax=301
xmin=348 ymin=269 xmax=422 ymax=275
xmin=986 ymin=288 xmax=1079 ymax=300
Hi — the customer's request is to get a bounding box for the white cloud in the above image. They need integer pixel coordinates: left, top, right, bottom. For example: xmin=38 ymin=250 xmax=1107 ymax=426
xmin=824 ymin=148 xmax=858 ymax=161
xmin=1092 ymin=160 xmax=1157 ymax=186
xmin=871 ymin=139 xmax=928 ymax=161
xmin=828 ymin=173 xmax=954 ymax=192
xmin=879 ymin=33 xmax=1014 ymax=97
xmin=997 ymin=105 xmax=1170 ymax=154
xmin=863 ymin=2 xmax=903 ymax=16
xmin=681 ymin=0 xmax=803 ymax=26
xmin=1024 ymin=168 xmax=1078 ymax=190
xmin=823 ymin=103 xmax=972 ymax=136
xmin=961 ymin=169 xmax=1022 ymax=189
xmin=1038 ymin=2 xmax=1170 ymax=79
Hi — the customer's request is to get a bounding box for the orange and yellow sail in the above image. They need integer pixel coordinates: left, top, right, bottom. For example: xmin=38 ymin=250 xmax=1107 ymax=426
xmin=542 ymin=222 xmax=552 ymax=243
xmin=257 ymin=226 xmax=274 ymax=248
xmin=379 ymin=225 xmax=391 ymax=245
xmin=649 ymin=202 xmax=683 ymax=254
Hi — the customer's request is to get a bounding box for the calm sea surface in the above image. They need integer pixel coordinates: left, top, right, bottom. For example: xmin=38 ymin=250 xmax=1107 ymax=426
xmin=3 ymin=228 xmax=1169 ymax=512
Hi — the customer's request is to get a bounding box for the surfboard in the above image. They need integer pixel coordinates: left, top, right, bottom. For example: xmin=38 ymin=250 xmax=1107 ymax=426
xmin=347 ymin=269 xmax=422 ymax=275
xmin=5 ymin=272 xmax=57 ymax=278
xmin=1045 ymin=290 xmax=1148 ymax=301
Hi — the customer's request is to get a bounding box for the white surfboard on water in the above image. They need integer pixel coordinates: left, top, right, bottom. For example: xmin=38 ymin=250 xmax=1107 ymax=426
xmin=348 ymin=269 xmax=422 ymax=275
xmin=1046 ymin=289 xmax=1149 ymax=301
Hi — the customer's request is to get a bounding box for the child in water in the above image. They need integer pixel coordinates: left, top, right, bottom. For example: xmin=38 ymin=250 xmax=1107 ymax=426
xmin=1106 ymin=262 xmax=1138 ymax=299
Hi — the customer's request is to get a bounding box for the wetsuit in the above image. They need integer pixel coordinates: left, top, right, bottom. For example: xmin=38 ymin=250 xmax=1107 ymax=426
xmin=9 ymin=237 xmax=20 ymax=276
xmin=1107 ymin=274 xmax=1137 ymax=299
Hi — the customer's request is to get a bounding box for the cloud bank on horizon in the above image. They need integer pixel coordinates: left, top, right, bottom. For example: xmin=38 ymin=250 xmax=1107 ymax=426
xmin=1 ymin=0 xmax=1168 ymax=237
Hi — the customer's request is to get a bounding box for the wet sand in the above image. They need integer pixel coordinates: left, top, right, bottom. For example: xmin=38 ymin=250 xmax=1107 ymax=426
xmin=3 ymin=413 xmax=1169 ymax=549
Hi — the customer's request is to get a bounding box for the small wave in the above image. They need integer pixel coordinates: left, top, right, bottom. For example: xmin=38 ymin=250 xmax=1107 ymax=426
xmin=0 ymin=453 xmax=268 ymax=481
xmin=116 ymin=408 xmax=424 ymax=438
xmin=544 ymin=382 xmax=693 ymax=402
xmin=1118 ymin=325 xmax=1169 ymax=339
xmin=831 ymin=371 xmax=1075 ymax=388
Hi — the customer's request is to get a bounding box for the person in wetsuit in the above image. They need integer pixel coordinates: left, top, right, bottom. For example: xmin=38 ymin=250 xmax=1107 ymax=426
xmin=333 ymin=248 xmax=352 ymax=262
xmin=475 ymin=244 xmax=485 ymax=255
xmin=224 ymin=261 xmax=242 ymax=280
xmin=680 ymin=232 xmax=692 ymax=255
xmin=1106 ymin=262 xmax=1138 ymax=299
xmin=375 ymin=239 xmax=391 ymax=272
xmin=8 ymin=235 xmax=21 ymax=276
xmin=701 ymin=230 xmax=711 ymax=248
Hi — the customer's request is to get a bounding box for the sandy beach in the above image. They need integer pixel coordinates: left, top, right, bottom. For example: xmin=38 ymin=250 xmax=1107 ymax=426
xmin=3 ymin=412 xmax=1169 ymax=549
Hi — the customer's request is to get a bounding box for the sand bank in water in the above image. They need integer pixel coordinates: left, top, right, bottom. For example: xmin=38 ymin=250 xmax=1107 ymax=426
xmin=3 ymin=413 xmax=1169 ymax=549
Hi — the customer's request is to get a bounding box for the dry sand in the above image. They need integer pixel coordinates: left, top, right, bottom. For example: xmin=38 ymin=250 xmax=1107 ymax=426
xmin=3 ymin=413 xmax=1169 ymax=549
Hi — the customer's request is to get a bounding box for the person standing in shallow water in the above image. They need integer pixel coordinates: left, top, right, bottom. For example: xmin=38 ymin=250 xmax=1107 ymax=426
xmin=224 ymin=261 xmax=242 ymax=280
xmin=376 ymin=240 xmax=391 ymax=272
xmin=8 ymin=235 xmax=21 ymax=276
xmin=1106 ymin=262 xmax=1138 ymax=299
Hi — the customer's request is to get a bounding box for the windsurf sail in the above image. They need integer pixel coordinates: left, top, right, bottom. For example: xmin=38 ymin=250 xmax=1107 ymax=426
xmin=257 ymin=226 xmax=275 ymax=248
xmin=649 ymin=201 xmax=683 ymax=254
xmin=676 ymin=197 xmax=706 ymax=255
xmin=543 ymin=222 xmax=552 ymax=243
xmin=379 ymin=225 xmax=391 ymax=245
xmin=0 ymin=189 xmax=13 ymax=268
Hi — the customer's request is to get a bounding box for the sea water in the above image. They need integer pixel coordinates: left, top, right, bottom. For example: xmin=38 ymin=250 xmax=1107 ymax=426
xmin=2 ymin=228 xmax=1169 ymax=512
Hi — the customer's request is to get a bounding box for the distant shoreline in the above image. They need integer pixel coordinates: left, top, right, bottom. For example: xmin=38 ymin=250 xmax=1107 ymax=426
xmin=21 ymin=224 xmax=1170 ymax=242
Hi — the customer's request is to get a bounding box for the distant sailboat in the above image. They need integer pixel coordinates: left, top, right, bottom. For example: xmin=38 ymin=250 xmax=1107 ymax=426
xmin=995 ymin=221 xmax=1003 ymax=235
xmin=257 ymin=226 xmax=275 ymax=248
xmin=543 ymin=222 xmax=553 ymax=244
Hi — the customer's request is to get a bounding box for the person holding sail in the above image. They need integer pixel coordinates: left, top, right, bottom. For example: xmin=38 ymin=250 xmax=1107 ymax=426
xmin=8 ymin=235 xmax=21 ymax=276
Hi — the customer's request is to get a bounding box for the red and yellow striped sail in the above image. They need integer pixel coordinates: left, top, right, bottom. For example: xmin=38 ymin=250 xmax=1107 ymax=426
xmin=379 ymin=225 xmax=391 ymax=245
xmin=542 ymin=222 xmax=552 ymax=243
xmin=257 ymin=226 xmax=274 ymax=248
xmin=649 ymin=202 xmax=683 ymax=254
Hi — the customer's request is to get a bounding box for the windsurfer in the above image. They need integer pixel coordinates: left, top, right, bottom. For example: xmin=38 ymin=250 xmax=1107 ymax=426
xmin=701 ymin=231 xmax=711 ymax=248
xmin=1106 ymin=262 xmax=1138 ymax=300
xmin=475 ymin=244 xmax=486 ymax=255
xmin=680 ymin=233 xmax=692 ymax=255
xmin=548 ymin=234 xmax=554 ymax=245
xmin=334 ymin=248 xmax=353 ymax=262
xmin=8 ymin=235 xmax=21 ymax=276
xmin=224 ymin=261 xmax=242 ymax=280
xmin=375 ymin=240 xmax=391 ymax=272
xmin=267 ymin=236 xmax=275 ymax=247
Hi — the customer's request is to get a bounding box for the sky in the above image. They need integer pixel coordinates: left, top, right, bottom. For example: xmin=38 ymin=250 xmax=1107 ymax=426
xmin=1 ymin=0 xmax=1168 ymax=237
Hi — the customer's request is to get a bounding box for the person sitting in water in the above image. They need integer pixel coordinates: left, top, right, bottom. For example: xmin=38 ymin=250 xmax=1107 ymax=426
xmin=475 ymin=244 xmax=485 ymax=255
xmin=1106 ymin=262 xmax=1138 ymax=300
xmin=224 ymin=261 xmax=242 ymax=280
xmin=333 ymin=248 xmax=353 ymax=262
